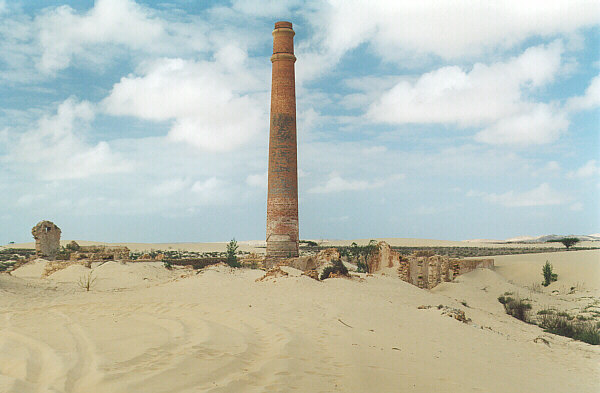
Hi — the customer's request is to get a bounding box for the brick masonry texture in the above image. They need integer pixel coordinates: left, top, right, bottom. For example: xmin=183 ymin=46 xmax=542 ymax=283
xmin=266 ymin=21 xmax=299 ymax=259
xmin=367 ymin=242 xmax=494 ymax=289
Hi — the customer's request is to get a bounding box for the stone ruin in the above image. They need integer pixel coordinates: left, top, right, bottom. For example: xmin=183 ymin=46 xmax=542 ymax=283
xmin=257 ymin=240 xmax=494 ymax=289
xmin=65 ymin=241 xmax=130 ymax=261
xmin=32 ymin=220 xmax=61 ymax=260
xmin=367 ymin=242 xmax=494 ymax=289
xmin=30 ymin=221 xmax=129 ymax=262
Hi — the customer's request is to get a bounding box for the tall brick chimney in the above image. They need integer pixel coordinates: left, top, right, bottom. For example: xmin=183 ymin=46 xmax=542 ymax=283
xmin=266 ymin=21 xmax=299 ymax=260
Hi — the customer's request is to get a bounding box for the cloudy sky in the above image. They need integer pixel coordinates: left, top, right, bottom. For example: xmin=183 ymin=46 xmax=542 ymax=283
xmin=1 ymin=0 xmax=598 ymax=243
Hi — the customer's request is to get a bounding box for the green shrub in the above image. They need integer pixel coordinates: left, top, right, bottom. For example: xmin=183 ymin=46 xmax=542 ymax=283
xmin=356 ymin=261 xmax=368 ymax=273
xmin=498 ymin=295 xmax=532 ymax=322
xmin=542 ymin=261 xmax=558 ymax=287
xmin=348 ymin=240 xmax=377 ymax=273
xmin=226 ymin=238 xmax=240 ymax=268
xmin=497 ymin=295 xmax=514 ymax=305
xmin=320 ymin=259 xmax=349 ymax=280
xmin=537 ymin=309 xmax=555 ymax=315
xmin=163 ymin=261 xmax=172 ymax=270
xmin=538 ymin=314 xmax=600 ymax=345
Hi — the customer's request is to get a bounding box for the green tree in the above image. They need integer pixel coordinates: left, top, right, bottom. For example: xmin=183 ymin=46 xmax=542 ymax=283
xmin=542 ymin=261 xmax=558 ymax=287
xmin=226 ymin=238 xmax=240 ymax=268
xmin=547 ymin=237 xmax=580 ymax=249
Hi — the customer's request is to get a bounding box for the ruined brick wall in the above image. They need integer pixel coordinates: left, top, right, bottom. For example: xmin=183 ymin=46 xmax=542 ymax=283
xmin=31 ymin=220 xmax=61 ymax=259
xmin=367 ymin=241 xmax=402 ymax=273
xmin=277 ymin=241 xmax=494 ymax=289
xmin=266 ymin=21 xmax=299 ymax=260
xmin=451 ymin=258 xmax=495 ymax=276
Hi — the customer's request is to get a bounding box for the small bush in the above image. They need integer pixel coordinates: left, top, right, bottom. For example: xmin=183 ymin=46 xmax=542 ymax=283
xmin=320 ymin=259 xmax=349 ymax=280
xmin=78 ymin=271 xmax=96 ymax=292
xmin=498 ymin=295 xmax=532 ymax=322
xmin=537 ymin=309 xmax=555 ymax=315
xmin=542 ymin=261 xmax=558 ymax=287
xmin=226 ymin=238 xmax=240 ymax=268
xmin=356 ymin=261 xmax=367 ymax=273
xmin=538 ymin=314 xmax=600 ymax=345
xmin=163 ymin=261 xmax=172 ymax=270
xmin=497 ymin=295 xmax=514 ymax=305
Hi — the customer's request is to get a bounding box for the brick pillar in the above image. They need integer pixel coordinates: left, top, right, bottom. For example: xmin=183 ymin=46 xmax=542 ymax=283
xmin=266 ymin=21 xmax=299 ymax=260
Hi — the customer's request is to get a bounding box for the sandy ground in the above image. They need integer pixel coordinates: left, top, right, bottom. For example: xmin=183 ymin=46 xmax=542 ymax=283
xmin=0 ymin=249 xmax=598 ymax=392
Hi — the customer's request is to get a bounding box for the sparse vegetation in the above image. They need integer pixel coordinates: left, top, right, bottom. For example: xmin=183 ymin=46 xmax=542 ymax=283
xmin=547 ymin=237 xmax=580 ymax=249
xmin=320 ymin=259 xmax=349 ymax=280
xmin=65 ymin=241 xmax=80 ymax=252
xmin=528 ymin=282 xmax=544 ymax=293
xmin=163 ymin=260 xmax=172 ymax=270
xmin=542 ymin=261 xmax=558 ymax=287
xmin=498 ymin=295 xmax=532 ymax=323
xmin=537 ymin=309 xmax=555 ymax=315
xmin=226 ymin=238 xmax=240 ymax=268
xmin=538 ymin=313 xmax=600 ymax=345
xmin=55 ymin=247 xmax=72 ymax=260
xmin=78 ymin=271 xmax=96 ymax=292
xmin=0 ymin=248 xmax=35 ymax=262
xmin=345 ymin=240 xmax=377 ymax=273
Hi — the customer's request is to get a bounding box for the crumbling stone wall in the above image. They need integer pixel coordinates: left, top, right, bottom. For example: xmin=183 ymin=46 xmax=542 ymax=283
xmin=451 ymin=258 xmax=494 ymax=277
xmin=32 ymin=220 xmax=61 ymax=259
xmin=283 ymin=248 xmax=340 ymax=273
xmin=366 ymin=242 xmax=494 ymax=289
xmin=65 ymin=242 xmax=129 ymax=261
xmin=367 ymin=242 xmax=403 ymax=273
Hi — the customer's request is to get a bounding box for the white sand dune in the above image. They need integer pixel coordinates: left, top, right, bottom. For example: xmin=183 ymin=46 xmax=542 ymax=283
xmin=0 ymin=250 xmax=598 ymax=392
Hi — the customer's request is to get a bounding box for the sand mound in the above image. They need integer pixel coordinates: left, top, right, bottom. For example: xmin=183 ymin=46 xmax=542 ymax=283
xmin=47 ymin=264 xmax=91 ymax=283
xmin=91 ymin=261 xmax=176 ymax=290
xmin=10 ymin=259 xmax=47 ymax=279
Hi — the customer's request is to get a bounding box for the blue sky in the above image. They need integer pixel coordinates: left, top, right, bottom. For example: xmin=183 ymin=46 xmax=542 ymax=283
xmin=0 ymin=0 xmax=598 ymax=243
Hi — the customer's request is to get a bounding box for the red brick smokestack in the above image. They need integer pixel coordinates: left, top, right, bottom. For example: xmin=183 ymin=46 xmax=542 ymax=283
xmin=266 ymin=21 xmax=299 ymax=259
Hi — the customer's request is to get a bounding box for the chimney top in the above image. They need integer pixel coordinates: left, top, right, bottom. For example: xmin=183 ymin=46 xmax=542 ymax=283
xmin=274 ymin=21 xmax=293 ymax=29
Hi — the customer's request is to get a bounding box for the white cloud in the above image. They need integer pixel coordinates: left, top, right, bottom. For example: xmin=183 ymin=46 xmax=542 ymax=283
xmin=33 ymin=0 xmax=209 ymax=74
xmin=367 ymin=41 xmax=563 ymax=126
xmin=150 ymin=178 xmax=190 ymax=197
xmin=2 ymin=97 xmax=131 ymax=180
xmin=468 ymin=183 xmax=567 ymax=207
xmin=102 ymin=56 xmax=266 ymax=151
xmin=0 ymin=0 xmax=212 ymax=81
xmin=297 ymin=1 xmax=598 ymax=80
xmin=474 ymin=104 xmax=569 ymax=146
xmin=568 ymin=160 xmax=600 ymax=178
xmin=246 ymin=172 xmax=268 ymax=188
xmin=569 ymin=202 xmax=584 ymax=211
xmin=190 ymin=177 xmax=225 ymax=204
xmin=308 ymin=172 xmax=403 ymax=194
xmin=231 ymin=0 xmax=302 ymax=17
xmin=566 ymin=74 xmax=600 ymax=111
xmin=545 ymin=161 xmax=561 ymax=172
xmin=362 ymin=146 xmax=387 ymax=155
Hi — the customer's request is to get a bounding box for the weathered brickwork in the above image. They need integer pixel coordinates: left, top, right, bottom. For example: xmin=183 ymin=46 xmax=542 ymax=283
xmin=266 ymin=21 xmax=299 ymax=260
xmin=366 ymin=242 xmax=494 ymax=289
xmin=31 ymin=220 xmax=61 ymax=260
